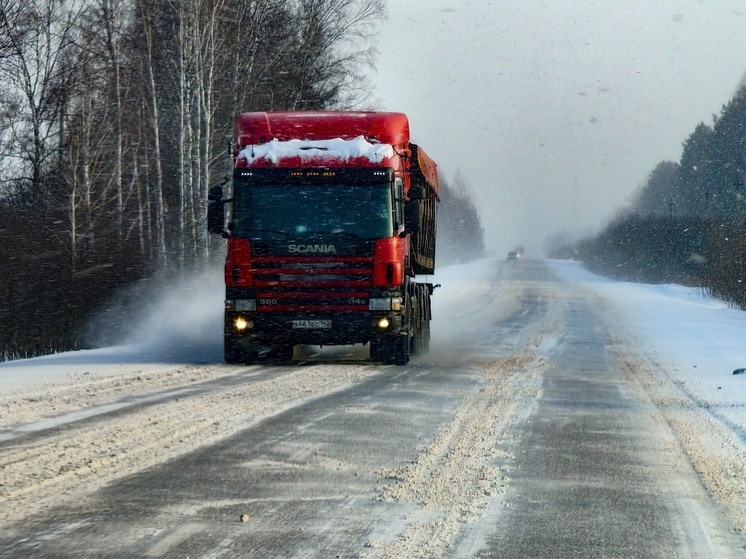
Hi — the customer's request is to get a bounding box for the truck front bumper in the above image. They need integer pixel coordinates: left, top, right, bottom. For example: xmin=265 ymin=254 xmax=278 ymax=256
xmin=225 ymin=311 xmax=403 ymax=346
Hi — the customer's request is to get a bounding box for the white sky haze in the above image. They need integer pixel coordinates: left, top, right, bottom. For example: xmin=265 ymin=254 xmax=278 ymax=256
xmin=373 ymin=1 xmax=746 ymax=255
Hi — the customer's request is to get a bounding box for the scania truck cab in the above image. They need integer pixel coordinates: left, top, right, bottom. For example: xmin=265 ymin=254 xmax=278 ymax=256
xmin=208 ymin=111 xmax=439 ymax=365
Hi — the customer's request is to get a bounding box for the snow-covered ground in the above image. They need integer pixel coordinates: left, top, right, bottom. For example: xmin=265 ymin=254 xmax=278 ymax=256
xmin=2 ymin=257 xmax=745 ymax=436
xmin=0 ymin=259 xmax=746 ymax=439
xmin=3 ymin=256 xmax=746 ymax=548
xmin=548 ymin=259 xmax=746 ymax=437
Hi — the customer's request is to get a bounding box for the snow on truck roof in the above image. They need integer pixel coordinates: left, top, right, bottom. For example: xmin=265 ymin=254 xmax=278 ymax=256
xmin=236 ymin=136 xmax=395 ymax=166
xmin=234 ymin=111 xmax=439 ymax=196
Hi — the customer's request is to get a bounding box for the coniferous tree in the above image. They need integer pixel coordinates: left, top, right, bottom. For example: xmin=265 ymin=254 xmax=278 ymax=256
xmin=436 ymin=171 xmax=486 ymax=265
xmin=632 ymin=160 xmax=679 ymax=217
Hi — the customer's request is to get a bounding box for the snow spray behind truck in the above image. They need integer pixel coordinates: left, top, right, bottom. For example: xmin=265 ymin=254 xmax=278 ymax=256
xmin=207 ymin=111 xmax=440 ymax=365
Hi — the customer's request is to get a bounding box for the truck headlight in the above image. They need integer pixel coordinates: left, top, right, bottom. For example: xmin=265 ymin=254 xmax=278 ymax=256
xmin=369 ymin=297 xmax=402 ymax=311
xmin=234 ymin=317 xmax=254 ymax=331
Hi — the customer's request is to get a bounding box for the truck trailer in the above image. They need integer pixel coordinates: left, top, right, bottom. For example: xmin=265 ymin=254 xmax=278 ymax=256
xmin=208 ymin=111 xmax=440 ymax=365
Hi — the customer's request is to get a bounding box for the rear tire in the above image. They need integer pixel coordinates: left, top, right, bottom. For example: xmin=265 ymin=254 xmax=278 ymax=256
xmin=409 ymin=286 xmax=433 ymax=357
xmin=422 ymin=292 xmax=431 ymax=354
xmin=410 ymin=292 xmax=420 ymax=356
xmin=422 ymin=314 xmax=431 ymax=354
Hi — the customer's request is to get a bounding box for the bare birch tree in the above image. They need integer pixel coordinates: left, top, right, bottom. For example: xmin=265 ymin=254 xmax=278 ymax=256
xmin=137 ymin=0 xmax=167 ymax=262
xmin=93 ymin=0 xmax=129 ymax=238
xmin=290 ymin=0 xmax=385 ymax=109
xmin=0 ymin=0 xmax=88 ymax=191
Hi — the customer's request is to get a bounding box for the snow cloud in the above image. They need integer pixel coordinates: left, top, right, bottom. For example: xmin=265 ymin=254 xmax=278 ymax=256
xmin=85 ymin=269 xmax=225 ymax=363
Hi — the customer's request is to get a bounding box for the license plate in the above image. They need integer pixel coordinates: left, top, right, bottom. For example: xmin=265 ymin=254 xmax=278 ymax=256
xmin=292 ymin=319 xmax=332 ymax=329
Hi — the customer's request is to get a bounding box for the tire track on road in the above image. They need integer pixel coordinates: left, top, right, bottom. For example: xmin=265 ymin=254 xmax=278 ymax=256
xmin=614 ymin=346 xmax=746 ymax=538
xmin=364 ymin=353 xmax=545 ymax=558
xmin=0 ymin=363 xmax=384 ymax=529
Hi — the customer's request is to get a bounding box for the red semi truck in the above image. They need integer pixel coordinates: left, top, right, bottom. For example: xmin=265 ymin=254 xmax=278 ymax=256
xmin=207 ymin=111 xmax=439 ymax=365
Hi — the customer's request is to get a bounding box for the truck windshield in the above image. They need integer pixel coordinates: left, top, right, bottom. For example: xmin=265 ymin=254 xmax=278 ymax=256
xmin=233 ymin=184 xmax=394 ymax=240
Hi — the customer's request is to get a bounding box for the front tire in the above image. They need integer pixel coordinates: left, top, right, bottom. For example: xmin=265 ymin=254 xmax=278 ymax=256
xmin=269 ymin=344 xmax=295 ymax=363
xmin=224 ymin=335 xmax=258 ymax=364
xmin=374 ymin=334 xmax=410 ymax=365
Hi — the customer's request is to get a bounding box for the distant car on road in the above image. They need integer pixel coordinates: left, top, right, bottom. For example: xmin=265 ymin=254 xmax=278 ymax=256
xmin=507 ymin=251 xmax=519 ymax=260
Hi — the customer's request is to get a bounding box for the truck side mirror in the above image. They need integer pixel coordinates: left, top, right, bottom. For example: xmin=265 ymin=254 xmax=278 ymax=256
xmin=207 ymin=200 xmax=225 ymax=235
xmin=207 ymin=186 xmax=225 ymax=235
xmin=208 ymin=186 xmax=223 ymax=201
xmin=404 ymin=199 xmax=422 ymax=235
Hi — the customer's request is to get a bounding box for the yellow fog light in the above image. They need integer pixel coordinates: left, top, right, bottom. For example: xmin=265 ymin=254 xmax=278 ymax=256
xmin=235 ymin=317 xmax=250 ymax=331
xmin=377 ymin=317 xmax=390 ymax=329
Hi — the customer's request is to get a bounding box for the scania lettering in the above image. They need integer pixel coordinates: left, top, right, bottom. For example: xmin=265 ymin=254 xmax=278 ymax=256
xmin=208 ymin=111 xmax=440 ymax=365
xmin=288 ymin=244 xmax=337 ymax=254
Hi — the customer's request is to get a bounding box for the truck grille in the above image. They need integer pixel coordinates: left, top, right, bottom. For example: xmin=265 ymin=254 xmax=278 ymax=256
xmin=251 ymin=256 xmax=373 ymax=312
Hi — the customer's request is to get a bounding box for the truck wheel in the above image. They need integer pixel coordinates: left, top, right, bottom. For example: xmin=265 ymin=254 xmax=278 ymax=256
xmin=369 ymin=339 xmax=382 ymax=362
xmin=395 ymin=334 xmax=411 ymax=365
xmin=375 ymin=334 xmax=409 ymax=365
xmin=269 ymin=344 xmax=295 ymax=363
xmin=409 ymin=287 xmax=430 ymax=357
xmin=411 ymin=319 xmax=421 ymax=356
xmin=410 ymin=294 xmax=420 ymax=356
xmin=422 ymin=314 xmax=431 ymax=354
xmin=224 ymin=336 xmax=258 ymax=364
xmin=422 ymin=294 xmax=431 ymax=354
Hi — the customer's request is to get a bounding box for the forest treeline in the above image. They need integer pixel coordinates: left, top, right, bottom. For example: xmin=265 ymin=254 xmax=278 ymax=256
xmin=436 ymin=171 xmax=486 ymax=265
xmin=0 ymin=0 xmax=387 ymax=361
xmin=551 ymin=84 xmax=746 ymax=310
xmin=0 ymin=0 xmax=486 ymax=362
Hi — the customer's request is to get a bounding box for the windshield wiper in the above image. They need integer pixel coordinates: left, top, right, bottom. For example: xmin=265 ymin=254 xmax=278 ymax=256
xmin=247 ymin=229 xmax=366 ymax=239
xmin=309 ymin=230 xmax=363 ymax=239
xmin=245 ymin=228 xmax=292 ymax=236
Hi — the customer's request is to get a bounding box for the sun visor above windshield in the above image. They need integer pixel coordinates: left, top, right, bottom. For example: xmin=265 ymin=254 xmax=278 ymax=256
xmin=234 ymin=111 xmax=410 ymax=147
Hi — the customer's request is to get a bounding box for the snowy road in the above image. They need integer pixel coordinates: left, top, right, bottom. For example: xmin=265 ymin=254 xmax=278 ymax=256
xmin=1 ymin=259 xmax=745 ymax=557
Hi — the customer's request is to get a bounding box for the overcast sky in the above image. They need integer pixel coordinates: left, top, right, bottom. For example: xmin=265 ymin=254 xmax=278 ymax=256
xmin=372 ymin=0 xmax=746 ymax=255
